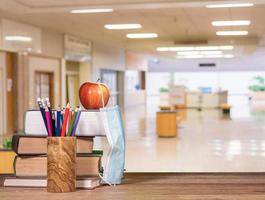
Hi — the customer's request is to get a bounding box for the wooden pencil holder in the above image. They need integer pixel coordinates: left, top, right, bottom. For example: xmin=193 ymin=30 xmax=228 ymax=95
xmin=47 ymin=137 xmax=76 ymax=193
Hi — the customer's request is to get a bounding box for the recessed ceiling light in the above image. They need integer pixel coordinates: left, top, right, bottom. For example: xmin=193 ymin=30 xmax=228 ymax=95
xmin=157 ymin=47 xmax=195 ymax=51
xmin=70 ymin=8 xmax=113 ymax=14
xmin=204 ymin=55 xmax=224 ymax=58
xmin=223 ymin=55 xmax=235 ymax=58
xmin=126 ymin=33 xmax=158 ymax=39
xmin=104 ymin=24 xmax=142 ymax=29
xmin=176 ymin=54 xmax=234 ymax=59
xmin=216 ymin=31 xmax=249 ymax=36
xmin=206 ymin=3 xmax=254 ymax=8
xmin=219 ymin=45 xmax=234 ymax=50
xmin=177 ymin=55 xmax=204 ymax=59
xmin=5 ymin=36 xmax=32 ymax=42
xmin=212 ymin=20 xmax=251 ymax=26
xmin=177 ymin=51 xmax=223 ymax=55
xmin=157 ymin=45 xmax=234 ymax=52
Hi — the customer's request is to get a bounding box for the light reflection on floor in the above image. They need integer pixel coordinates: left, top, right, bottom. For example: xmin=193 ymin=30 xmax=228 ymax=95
xmin=95 ymin=95 xmax=265 ymax=172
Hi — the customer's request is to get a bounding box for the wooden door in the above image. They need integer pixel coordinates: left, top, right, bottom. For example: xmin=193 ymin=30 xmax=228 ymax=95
xmin=0 ymin=68 xmax=3 ymax=136
xmin=6 ymin=53 xmax=15 ymax=136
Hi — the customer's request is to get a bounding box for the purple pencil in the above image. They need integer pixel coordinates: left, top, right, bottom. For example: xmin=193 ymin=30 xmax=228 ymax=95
xmin=71 ymin=108 xmax=81 ymax=136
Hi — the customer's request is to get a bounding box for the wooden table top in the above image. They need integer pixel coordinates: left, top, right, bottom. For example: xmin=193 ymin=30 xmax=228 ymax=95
xmin=1 ymin=173 xmax=265 ymax=200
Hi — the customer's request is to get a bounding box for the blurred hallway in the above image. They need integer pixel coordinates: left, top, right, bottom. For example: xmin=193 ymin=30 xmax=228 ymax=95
xmin=96 ymin=95 xmax=265 ymax=172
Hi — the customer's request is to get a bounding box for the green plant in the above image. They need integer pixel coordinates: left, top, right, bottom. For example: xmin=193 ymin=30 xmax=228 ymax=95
xmin=249 ymin=76 xmax=265 ymax=92
xmin=159 ymin=87 xmax=169 ymax=93
xmin=2 ymin=138 xmax=12 ymax=149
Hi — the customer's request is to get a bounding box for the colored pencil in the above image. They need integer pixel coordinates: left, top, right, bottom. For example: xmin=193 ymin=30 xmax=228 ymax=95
xmin=37 ymin=98 xmax=48 ymax=134
xmin=45 ymin=98 xmax=54 ymax=133
xmin=61 ymin=109 xmax=64 ymax=124
xmin=56 ymin=110 xmax=61 ymax=137
xmin=52 ymin=111 xmax=56 ymax=136
xmin=71 ymin=108 xmax=82 ymax=136
xmin=45 ymin=107 xmax=53 ymax=137
xmin=67 ymin=109 xmax=72 ymax=134
xmin=67 ymin=108 xmax=78 ymax=137
xmin=60 ymin=103 xmax=70 ymax=137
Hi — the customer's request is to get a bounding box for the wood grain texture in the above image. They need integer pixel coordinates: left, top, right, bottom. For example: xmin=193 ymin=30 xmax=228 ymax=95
xmin=2 ymin=173 xmax=265 ymax=199
xmin=156 ymin=111 xmax=177 ymax=137
xmin=0 ymin=151 xmax=16 ymax=174
xmin=47 ymin=137 xmax=76 ymax=193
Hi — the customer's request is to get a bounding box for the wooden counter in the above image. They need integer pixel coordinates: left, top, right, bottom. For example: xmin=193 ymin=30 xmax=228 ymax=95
xmin=1 ymin=173 xmax=265 ymax=200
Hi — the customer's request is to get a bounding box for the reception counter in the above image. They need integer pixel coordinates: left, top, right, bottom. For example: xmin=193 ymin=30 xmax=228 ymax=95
xmin=186 ymin=91 xmax=228 ymax=109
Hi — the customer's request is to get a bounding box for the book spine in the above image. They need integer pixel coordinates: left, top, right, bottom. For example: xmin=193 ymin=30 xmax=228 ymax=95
xmin=13 ymin=155 xmax=18 ymax=177
xmin=11 ymin=135 xmax=20 ymax=155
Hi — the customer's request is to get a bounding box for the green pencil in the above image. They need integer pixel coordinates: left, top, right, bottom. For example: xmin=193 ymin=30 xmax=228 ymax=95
xmin=66 ymin=108 xmax=78 ymax=137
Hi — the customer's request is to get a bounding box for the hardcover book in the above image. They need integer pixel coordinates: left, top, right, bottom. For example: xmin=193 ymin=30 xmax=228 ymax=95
xmin=14 ymin=152 xmax=103 ymax=177
xmin=3 ymin=177 xmax=101 ymax=189
xmin=12 ymin=135 xmax=94 ymax=155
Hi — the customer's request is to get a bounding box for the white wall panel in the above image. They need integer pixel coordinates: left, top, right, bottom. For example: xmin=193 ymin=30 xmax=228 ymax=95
xmin=1 ymin=19 xmax=41 ymax=53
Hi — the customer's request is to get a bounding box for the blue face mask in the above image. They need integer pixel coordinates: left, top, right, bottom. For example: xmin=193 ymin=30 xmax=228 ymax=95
xmin=100 ymin=105 xmax=125 ymax=185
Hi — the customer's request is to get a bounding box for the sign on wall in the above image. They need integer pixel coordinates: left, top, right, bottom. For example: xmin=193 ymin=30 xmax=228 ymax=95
xmin=64 ymin=34 xmax=92 ymax=62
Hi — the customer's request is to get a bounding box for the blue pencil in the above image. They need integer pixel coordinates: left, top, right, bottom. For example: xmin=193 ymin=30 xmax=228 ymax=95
xmin=61 ymin=108 xmax=64 ymax=125
xmin=56 ymin=110 xmax=61 ymax=137
xmin=37 ymin=98 xmax=48 ymax=134
xmin=71 ymin=108 xmax=82 ymax=136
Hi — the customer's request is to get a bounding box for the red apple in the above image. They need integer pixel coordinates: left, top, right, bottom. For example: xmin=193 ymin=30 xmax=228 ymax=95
xmin=79 ymin=82 xmax=110 ymax=109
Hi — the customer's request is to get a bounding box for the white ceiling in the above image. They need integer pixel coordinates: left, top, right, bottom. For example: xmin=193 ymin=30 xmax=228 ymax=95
xmin=0 ymin=0 xmax=265 ymax=58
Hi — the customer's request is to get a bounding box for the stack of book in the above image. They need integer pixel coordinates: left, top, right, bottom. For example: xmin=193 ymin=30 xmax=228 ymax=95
xmin=3 ymin=135 xmax=103 ymax=189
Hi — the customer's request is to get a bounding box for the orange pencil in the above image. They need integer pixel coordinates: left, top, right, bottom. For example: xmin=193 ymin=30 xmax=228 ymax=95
xmin=60 ymin=103 xmax=70 ymax=137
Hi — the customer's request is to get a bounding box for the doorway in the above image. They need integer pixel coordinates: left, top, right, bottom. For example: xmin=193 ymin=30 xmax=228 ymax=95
xmin=35 ymin=71 xmax=54 ymax=107
xmin=100 ymin=69 xmax=119 ymax=106
xmin=65 ymin=61 xmax=80 ymax=108
xmin=0 ymin=68 xmax=3 ymax=136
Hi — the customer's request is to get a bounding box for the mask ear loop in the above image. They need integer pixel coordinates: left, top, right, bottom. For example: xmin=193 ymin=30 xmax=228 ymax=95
xmin=97 ymin=78 xmax=105 ymax=108
xmin=97 ymin=79 xmax=116 ymax=186
xmin=98 ymin=78 xmax=115 ymax=107
xmin=98 ymin=173 xmax=116 ymax=186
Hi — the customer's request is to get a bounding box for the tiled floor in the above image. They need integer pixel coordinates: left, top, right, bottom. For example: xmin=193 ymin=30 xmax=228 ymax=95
xmin=95 ymin=95 xmax=265 ymax=172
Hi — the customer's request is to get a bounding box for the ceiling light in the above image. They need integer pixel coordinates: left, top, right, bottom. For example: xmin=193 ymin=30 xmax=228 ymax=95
xmin=176 ymin=54 xmax=234 ymax=59
xmin=212 ymin=20 xmax=251 ymax=26
xmin=219 ymin=45 xmax=234 ymax=50
xmin=177 ymin=55 xmax=204 ymax=59
xmin=223 ymin=55 xmax=235 ymax=58
xmin=104 ymin=24 xmax=142 ymax=29
xmin=126 ymin=33 xmax=158 ymax=39
xmin=204 ymin=55 xmax=224 ymax=58
xmin=157 ymin=45 xmax=234 ymax=52
xmin=206 ymin=3 xmax=254 ymax=8
xmin=5 ymin=36 xmax=32 ymax=42
xmin=195 ymin=46 xmax=219 ymax=51
xmin=216 ymin=31 xmax=249 ymax=36
xmin=157 ymin=47 xmax=195 ymax=51
xmin=177 ymin=51 xmax=223 ymax=55
xmin=70 ymin=8 xmax=113 ymax=14
xmin=200 ymin=51 xmax=223 ymax=55
xmin=177 ymin=51 xmax=199 ymax=55
xmin=169 ymin=47 xmax=195 ymax=51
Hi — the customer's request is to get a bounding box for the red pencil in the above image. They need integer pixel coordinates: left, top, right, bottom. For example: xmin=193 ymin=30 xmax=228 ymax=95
xmin=60 ymin=103 xmax=70 ymax=137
